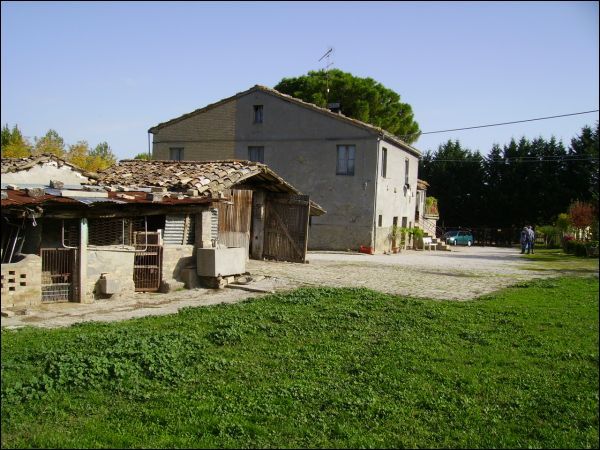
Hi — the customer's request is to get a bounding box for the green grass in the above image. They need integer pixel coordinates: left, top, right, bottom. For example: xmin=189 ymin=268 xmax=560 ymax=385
xmin=2 ymin=276 xmax=599 ymax=448
xmin=520 ymin=248 xmax=599 ymax=274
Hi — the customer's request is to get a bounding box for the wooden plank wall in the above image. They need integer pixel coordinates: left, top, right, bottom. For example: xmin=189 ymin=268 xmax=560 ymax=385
xmin=218 ymin=189 xmax=253 ymax=258
xmin=263 ymin=194 xmax=310 ymax=263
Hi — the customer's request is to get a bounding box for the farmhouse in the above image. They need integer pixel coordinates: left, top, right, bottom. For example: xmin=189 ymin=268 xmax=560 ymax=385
xmin=149 ymin=84 xmax=437 ymax=253
xmin=1 ymin=154 xmax=324 ymax=310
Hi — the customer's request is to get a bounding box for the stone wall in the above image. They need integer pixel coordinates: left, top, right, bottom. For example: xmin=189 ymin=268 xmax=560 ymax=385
xmin=162 ymin=244 xmax=195 ymax=281
xmin=86 ymin=246 xmax=135 ymax=299
xmin=1 ymin=254 xmax=42 ymax=309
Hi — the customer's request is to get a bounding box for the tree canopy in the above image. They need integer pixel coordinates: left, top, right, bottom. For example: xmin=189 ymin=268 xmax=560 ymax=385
xmin=1 ymin=124 xmax=32 ymax=158
xmin=274 ymin=69 xmax=421 ymax=144
xmin=1 ymin=124 xmax=118 ymax=172
xmin=419 ymin=122 xmax=599 ymax=230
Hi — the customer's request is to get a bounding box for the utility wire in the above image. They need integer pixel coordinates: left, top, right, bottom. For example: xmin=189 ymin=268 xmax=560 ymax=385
xmin=398 ymin=109 xmax=599 ymax=139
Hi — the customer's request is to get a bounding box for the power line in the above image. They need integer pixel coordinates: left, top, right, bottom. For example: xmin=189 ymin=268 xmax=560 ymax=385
xmin=425 ymin=157 xmax=599 ymax=163
xmin=399 ymin=109 xmax=599 ymax=139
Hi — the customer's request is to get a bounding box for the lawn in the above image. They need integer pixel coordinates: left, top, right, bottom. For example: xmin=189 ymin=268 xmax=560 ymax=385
xmin=520 ymin=248 xmax=599 ymax=274
xmin=1 ymin=276 xmax=598 ymax=448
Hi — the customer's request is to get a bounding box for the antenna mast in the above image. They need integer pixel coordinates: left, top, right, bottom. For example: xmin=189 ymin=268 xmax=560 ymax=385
xmin=318 ymin=47 xmax=334 ymax=104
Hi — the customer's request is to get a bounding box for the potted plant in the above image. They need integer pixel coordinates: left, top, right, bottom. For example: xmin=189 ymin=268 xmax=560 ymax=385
xmin=408 ymin=227 xmax=425 ymax=250
xmin=390 ymin=225 xmax=402 ymax=253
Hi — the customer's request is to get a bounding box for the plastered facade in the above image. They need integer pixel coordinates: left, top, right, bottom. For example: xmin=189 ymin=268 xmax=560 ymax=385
xmin=151 ymin=88 xmax=421 ymax=252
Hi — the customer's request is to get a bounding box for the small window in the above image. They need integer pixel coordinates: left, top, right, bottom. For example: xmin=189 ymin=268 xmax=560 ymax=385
xmin=253 ymin=105 xmax=263 ymax=123
xmin=381 ymin=148 xmax=387 ymax=178
xmin=401 ymin=217 xmax=408 ymax=228
xmin=404 ymin=158 xmax=410 ymax=185
xmin=336 ymin=145 xmax=356 ymax=175
xmin=248 ymin=146 xmax=264 ymax=163
xmin=378 ymin=215 xmax=383 ymax=227
xmin=170 ymin=147 xmax=184 ymax=161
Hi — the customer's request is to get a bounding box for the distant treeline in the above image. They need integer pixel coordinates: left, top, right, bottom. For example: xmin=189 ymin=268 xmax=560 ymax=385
xmin=419 ymin=123 xmax=599 ymax=229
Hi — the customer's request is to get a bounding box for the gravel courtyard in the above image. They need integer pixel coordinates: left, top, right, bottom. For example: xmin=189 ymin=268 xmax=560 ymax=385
xmin=1 ymin=246 xmax=552 ymax=329
xmin=249 ymin=246 xmax=549 ymax=300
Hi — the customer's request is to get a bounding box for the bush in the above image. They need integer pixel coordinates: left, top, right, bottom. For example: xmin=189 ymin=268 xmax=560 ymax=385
xmin=563 ymin=238 xmax=589 ymax=257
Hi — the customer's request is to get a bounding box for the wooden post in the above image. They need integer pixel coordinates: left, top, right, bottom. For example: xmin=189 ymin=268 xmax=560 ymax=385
xmin=251 ymin=190 xmax=265 ymax=260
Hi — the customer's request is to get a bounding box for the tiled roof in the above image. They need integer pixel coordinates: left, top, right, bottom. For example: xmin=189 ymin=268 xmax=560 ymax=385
xmin=96 ymin=159 xmax=326 ymax=215
xmin=0 ymin=153 xmax=99 ymax=180
xmin=148 ymin=85 xmax=421 ymax=157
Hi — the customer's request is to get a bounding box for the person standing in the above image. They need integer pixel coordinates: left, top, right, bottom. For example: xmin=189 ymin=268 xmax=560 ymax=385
xmin=527 ymin=226 xmax=536 ymax=254
xmin=520 ymin=227 xmax=529 ymax=254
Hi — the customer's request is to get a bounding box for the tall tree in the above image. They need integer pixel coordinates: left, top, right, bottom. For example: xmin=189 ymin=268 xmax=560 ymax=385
xmin=66 ymin=140 xmax=92 ymax=169
xmin=88 ymin=141 xmax=117 ymax=171
xmin=566 ymin=122 xmax=599 ymax=203
xmin=34 ymin=129 xmax=65 ymax=157
xmin=1 ymin=124 xmax=32 ymax=158
xmin=274 ymin=69 xmax=421 ymax=143
xmin=419 ymin=140 xmax=485 ymax=227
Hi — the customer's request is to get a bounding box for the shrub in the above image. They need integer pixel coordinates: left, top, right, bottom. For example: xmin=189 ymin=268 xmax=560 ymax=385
xmin=563 ymin=238 xmax=588 ymax=257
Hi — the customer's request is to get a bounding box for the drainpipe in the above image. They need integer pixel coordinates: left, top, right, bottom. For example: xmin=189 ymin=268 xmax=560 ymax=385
xmin=371 ymin=136 xmax=381 ymax=252
xmin=78 ymin=218 xmax=90 ymax=304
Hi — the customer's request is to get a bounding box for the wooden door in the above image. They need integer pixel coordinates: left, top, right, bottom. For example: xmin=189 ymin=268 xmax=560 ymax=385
xmin=218 ymin=189 xmax=253 ymax=258
xmin=263 ymin=193 xmax=310 ymax=263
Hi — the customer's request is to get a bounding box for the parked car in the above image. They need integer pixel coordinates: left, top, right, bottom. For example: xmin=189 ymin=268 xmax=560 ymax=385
xmin=444 ymin=230 xmax=474 ymax=246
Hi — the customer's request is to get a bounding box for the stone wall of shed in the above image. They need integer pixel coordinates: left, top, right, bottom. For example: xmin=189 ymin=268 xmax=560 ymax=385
xmin=162 ymin=244 xmax=195 ymax=282
xmin=86 ymin=246 xmax=135 ymax=299
xmin=1 ymin=254 xmax=42 ymax=309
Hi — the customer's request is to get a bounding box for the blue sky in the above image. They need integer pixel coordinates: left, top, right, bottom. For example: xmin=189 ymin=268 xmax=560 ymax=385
xmin=1 ymin=1 xmax=598 ymax=160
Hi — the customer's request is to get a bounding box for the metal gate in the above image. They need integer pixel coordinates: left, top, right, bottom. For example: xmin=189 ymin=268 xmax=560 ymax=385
xmin=41 ymin=248 xmax=79 ymax=302
xmin=133 ymin=231 xmax=163 ymax=292
xmin=263 ymin=193 xmax=310 ymax=263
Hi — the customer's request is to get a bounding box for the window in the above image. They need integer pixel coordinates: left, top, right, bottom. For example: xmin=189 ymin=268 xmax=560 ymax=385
xmin=253 ymin=105 xmax=263 ymax=123
xmin=336 ymin=145 xmax=356 ymax=175
xmin=381 ymin=148 xmax=387 ymax=178
xmin=404 ymin=158 xmax=410 ymax=185
xmin=378 ymin=215 xmax=383 ymax=227
xmin=248 ymin=146 xmax=264 ymax=163
xmin=170 ymin=147 xmax=184 ymax=161
xmin=401 ymin=217 xmax=408 ymax=228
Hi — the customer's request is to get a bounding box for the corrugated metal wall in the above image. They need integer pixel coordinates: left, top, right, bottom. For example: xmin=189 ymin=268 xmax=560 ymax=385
xmin=164 ymin=215 xmax=195 ymax=245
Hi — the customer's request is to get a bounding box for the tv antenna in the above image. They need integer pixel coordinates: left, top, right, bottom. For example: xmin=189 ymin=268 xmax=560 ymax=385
xmin=318 ymin=47 xmax=334 ymax=103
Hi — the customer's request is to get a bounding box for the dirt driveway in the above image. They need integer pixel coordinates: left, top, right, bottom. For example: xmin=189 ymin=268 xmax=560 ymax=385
xmin=1 ymin=247 xmax=549 ymax=329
